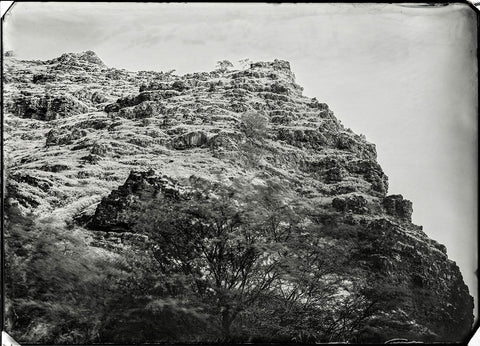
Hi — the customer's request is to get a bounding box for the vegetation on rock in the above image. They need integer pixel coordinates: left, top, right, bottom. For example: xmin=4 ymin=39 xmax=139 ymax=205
xmin=3 ymin=51 xmax=474 ymax=343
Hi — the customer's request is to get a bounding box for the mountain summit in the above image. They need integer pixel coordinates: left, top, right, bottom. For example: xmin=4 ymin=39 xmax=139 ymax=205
xmin=3 ymin=53 xmax=474 ymax=343
xmin=50 ymin=50 xmax=106 ymax=66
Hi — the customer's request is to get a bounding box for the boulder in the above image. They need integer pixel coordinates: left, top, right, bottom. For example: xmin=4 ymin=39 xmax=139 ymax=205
xmin=91 ymin=91 xmax=109 ymax=104
xmin=80 ymin=154 xmax=102 ymax=165
xmin=40 ymin=164 xmax=70 ymax=172
xmin=104 ymin=103 xmax=120 ymax=113
xmin=45 ymin=127 xmax=87 ymax=146
xmin=32 ymin=73 xmax=56 ymax=84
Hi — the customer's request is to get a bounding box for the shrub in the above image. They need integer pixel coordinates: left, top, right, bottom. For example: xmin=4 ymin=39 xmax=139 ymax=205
xmin=240 ymin=112 xmax=268 ymax=140
xmin=216 ymin=60 xmax=233 ymax=73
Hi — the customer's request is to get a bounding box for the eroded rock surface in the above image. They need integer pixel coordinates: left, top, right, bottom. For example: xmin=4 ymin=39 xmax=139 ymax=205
xmin=3 ymin=51 xmax=473 ymax=343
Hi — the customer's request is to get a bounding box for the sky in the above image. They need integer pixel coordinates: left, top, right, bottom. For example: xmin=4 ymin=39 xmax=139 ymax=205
xmin=3 ymin=2 xmax=478 ymax=318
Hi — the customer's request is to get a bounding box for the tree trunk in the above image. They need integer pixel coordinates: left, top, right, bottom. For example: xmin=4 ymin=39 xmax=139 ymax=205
xmin=221 ymin=308 xmax=233 ymax=340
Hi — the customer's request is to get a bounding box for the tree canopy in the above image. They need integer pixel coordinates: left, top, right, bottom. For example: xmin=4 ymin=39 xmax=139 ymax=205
xmin=5 ymin=177 xmax=386 ymax=343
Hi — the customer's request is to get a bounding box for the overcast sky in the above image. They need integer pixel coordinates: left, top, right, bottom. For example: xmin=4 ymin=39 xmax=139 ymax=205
xmin=3 ymin=2 xmax=478 ymax=316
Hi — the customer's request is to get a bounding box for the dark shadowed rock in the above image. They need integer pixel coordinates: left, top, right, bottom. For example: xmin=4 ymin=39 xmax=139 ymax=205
xmin=325 ymin=166 xmax=346 ymax=183
xmin=171 ymin=131 xmax=208 ymax=150
xmin=6 ymin=182 xmax=41 ymax=209
xmin=277 ymin=128 xmax=329 ymax=149
xmin=40 ymin=164 xmax=70 ymax=172
xmin=10 ymin=172 xmax=53 ymax=192
xmin=383 ymin=194 xmax=413 ymax=222
xmin=8 ymin=94 xmax=89 ymax=120
xmin=91 ymin=91 xmax=109 ymax=104
xmin=354 ymin=218 xmax=473 ymax=341
xmin=89 ymin=170 xmax=182 ymax=231
xmin=347 ymin=159 xmax=388 ymax=195
xmin=32 ymin=73 xmax=56 ymax=84
xmin=104 ymin=103 xmax=120 ymax=113
xmin=76 ymin=118 xmax=110 ymax=130
xmin=90 ymin=168 xmax=474 ymax=342
xmin=45 ymin=127 xmax=87 ymax=146
xmin=80 ymin=154 xmax=102 ymax=165
xmin=332 ymin=195 xmax=368 ymax=214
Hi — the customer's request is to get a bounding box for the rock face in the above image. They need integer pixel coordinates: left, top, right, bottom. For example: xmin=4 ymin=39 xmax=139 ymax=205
xmin=90 ymin=170 xmax=183 ymax=231
xmin=171 ymin=131 xmax=208 ymax=149
xmin=383 ymin=194 xmax=413 ymax=221
xmin=91 ymin=169 xmax=472 ymax=342
xmin=3 ymin=52 xmax=474 ymax=342
xmin=8 ymin=93 xmax=90 ymax=120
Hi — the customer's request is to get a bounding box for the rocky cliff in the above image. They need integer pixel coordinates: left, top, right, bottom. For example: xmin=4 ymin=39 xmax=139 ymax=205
xmin=3 ymin=51 xmax=473 ymax=343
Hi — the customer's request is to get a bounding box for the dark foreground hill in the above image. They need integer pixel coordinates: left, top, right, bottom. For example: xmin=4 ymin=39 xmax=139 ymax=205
xmin=3 ymin=51 xmax=473 ymax=343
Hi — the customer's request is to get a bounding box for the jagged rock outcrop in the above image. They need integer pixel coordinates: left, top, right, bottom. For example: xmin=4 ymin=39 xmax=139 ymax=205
xmin=3 ymin=52 xmax=473 ymax=343
xmin=8 ymin=93 xmax=90 ymax=120
xmin=90 ymin=170 xmax=183 ymax=231
xmin=332 ymin=194 xmax=369 ymax=214
xmin=383 ymin=194 xmax=413 ymax=222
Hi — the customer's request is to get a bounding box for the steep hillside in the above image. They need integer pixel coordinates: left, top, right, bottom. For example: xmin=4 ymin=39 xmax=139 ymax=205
xmin=3 ymin=51 xmax=473 ymax=343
